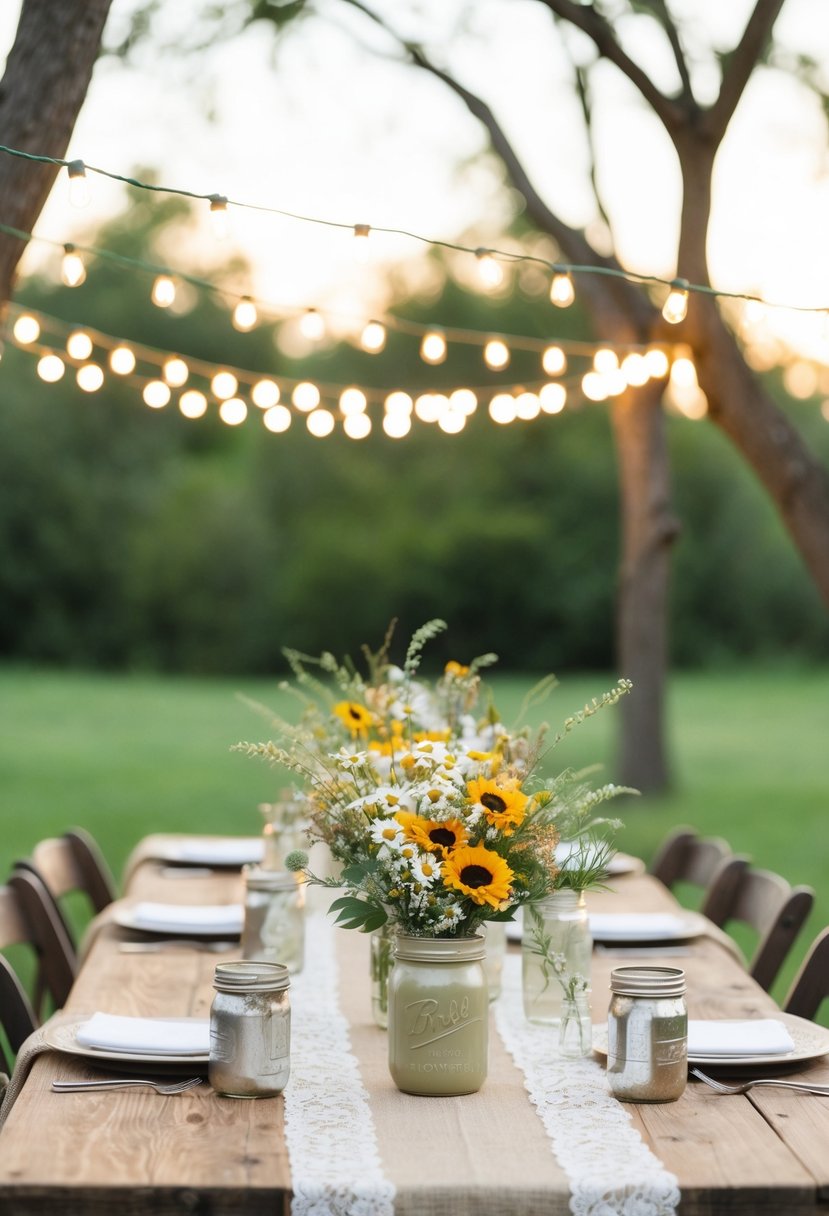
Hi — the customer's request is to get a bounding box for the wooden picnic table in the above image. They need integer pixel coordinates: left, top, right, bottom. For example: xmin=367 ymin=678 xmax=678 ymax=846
xmin=0 ymin=841 xmax=827 ymax=1216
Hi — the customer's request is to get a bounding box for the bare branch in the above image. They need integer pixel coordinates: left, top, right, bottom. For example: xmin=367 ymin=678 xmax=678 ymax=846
xmin=647 ymin=0 xmax=694 ymax=103
xmin=705 ymin=0 xmax=786 ymax=141
xmin=574 ymin=62 xmax=615 ymax=242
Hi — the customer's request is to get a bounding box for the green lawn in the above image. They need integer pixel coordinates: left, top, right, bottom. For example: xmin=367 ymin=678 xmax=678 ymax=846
xmin=1 ymin=665 xmax=827 ymax=1010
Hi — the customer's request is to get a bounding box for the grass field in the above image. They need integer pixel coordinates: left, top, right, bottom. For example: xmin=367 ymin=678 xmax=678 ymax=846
xmin=1 ymin=664 xmax=827 ymax=1009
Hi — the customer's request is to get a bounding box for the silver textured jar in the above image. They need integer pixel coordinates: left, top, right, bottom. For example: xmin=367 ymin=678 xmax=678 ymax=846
xmin=209 ymin=961 xmax=291 ymax=1098
xmin=241 ymin=865 xmax=305 ymax=973
xmin=606 ymin=966 xmax=687 ymax=1103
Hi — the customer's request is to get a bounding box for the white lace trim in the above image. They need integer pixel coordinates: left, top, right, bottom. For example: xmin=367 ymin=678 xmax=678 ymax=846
xmin=285 ymin=913 xmax=396 ymax=1216
xmin=494 ymin=952 xmax=681 ymax=1216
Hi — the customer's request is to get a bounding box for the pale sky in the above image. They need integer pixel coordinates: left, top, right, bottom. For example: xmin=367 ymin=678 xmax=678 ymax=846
xmin=2 ymin=0 xmax=828 ymax=360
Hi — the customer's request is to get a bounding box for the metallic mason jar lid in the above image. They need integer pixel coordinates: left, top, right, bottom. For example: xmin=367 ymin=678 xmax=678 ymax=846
xmin=394 ymin=933 xmax=486 ymax=963
xmin=610 ymin=965 xmax=686 ymax=998
xmin=243 ymin=865 xmax=301 ymax=892
xmin=213 ymin=961 xmax=291 ymax=993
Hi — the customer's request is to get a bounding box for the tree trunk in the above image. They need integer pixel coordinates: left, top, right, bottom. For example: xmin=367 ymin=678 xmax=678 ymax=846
xmin=611 ymin=380 xmax=679 ymax=792
xmin=0 ymin=0 xmax=113 ymax=308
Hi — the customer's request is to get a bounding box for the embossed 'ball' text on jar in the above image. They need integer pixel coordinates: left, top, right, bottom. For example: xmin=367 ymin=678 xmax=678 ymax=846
xmin=388 ymin=934 xmax=488 ymax=1096
xmin=209 ymin=961 xmax=291 ymax=1098
xmin=606 ymin=966 xmax=687 ymax=1103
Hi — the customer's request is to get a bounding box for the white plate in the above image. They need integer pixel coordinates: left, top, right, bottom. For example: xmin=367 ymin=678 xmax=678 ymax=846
xmin=592 ymin=1012 xmax=829 ymax=1068
xmin=153 ymin=837 xmax=264 ymax=868
xmin=506 ymin=907 xmax=707 ymax=945
xmin=113 ymin=901 xmax=244 ymax=937
xmin=42 ymin=1015 xmax=210 ymax=1068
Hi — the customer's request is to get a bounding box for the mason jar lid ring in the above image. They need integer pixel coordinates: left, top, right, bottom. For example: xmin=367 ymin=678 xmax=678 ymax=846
xmin=394 ymin=933 xmax=486 ymax=963
xmin=213 ymin=960 xmax=291 ymax=992
xmin=610 ymin=965 xmax=686 ymax=998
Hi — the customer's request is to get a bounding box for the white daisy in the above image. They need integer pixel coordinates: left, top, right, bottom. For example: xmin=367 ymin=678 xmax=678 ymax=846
xmin=411 ymin=853 xmax=442 ymax=886
xmin=368 ymin=818 xmax=404 ymax=849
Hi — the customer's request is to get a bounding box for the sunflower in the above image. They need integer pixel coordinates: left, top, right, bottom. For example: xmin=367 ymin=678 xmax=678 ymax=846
xmin=467 ymin=777 xmax=528 ymax=833
xmin=442 ymin=845 xmax=514 ymax=908
xmin=332 ymin=700 xmax=374 ymax=736
xmin=395 ymin=812 xmax=468 ymax=855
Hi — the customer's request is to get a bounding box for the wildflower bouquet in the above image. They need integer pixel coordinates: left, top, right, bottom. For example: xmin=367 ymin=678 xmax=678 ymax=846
xmin=236 ymin=620 xmax=632 ymax=940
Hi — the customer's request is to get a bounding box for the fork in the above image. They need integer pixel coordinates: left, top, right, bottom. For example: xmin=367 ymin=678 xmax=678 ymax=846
xmin=118 ymin=940 xmax=236 ymax=954
xmin=690 ymin=1067 xmax=829 ymax=1096
xmin=52 ymin=1077 xmax=203 ymax=1095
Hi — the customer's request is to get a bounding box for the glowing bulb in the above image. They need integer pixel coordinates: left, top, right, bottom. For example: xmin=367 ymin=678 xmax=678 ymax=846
xmin=645 ymin=349 xmax=670 ymax=378
xmin=450 ymin=389 xmax=477 ymax=416
xmin=550 ymin=270 xmax=575 ymax=308
xmin=662 ymin=280 xmax=689 ymax=324
xmin=37 ymin=354 xmax=65 ymax=383
xmin=581 ymin=372 xmax=609 ymax=401
xmin=263 ymin=405 xmax=292 ymax=433
xmin=383 ymin=412 xmax=411 ymax=438
xmin=670 ymin=357 xmax=697 ymax=389
xmin=360 ymin=321 xmax=386 ymax=353
xmin=232 ymin=296 xmax=258 ymax=332
xmin=252 ymin=379 xmax=280 ymax=409
xmin=542 ymin=345 xmax=566 ymax=375
xmin=307 ymin=408 xmax=335 ymax=437
xmin=13 ymin=314 xmax=40 ymax=344
xmin=593 ymin=348 xmax=619 ymax=374
xmin=179 ymin=390 xmax=208 ymax=419
xmin=66 ymin=160 xmax=90 ymax=208
xmin=414 ymin=394 xmax=441 ymax=423
xmin=483 ymin=338 xmax=510 ymax=370
xmin=76 ymin=363 xmax=104 ymax=393
xmin=299 ymin=309 xmax=325 ymax=340
xmin=219 ymin=397 xmax=247 ymax=426
xmin=515 ymin=392 xmax=540 ymax=420
xmin=344 ymin=413 xmax=372 ymax=439
xmin=488 ymin=393 xmax=516 ymax=425
xmin=66 ymin=331 xmax=93 ymax=360
xmin=293 ymin=381 xmax=320 ymax=412
xmin=438 ymin=410 xmax=466 ymax=434
xmin=151 ymin=275 xmax=176 ymax=308
xmin=211 ymin=370 xmax=239 ymax=400
xmin=209 ymin=195 xmax=229 ymax=240
xmin=143 ymin=379 xmax=171 ymax=408
xmin=420 ymin=331 xmax=447 ymax=365
xmin=540 ymin=383 xmax=566 ymax=414
xmin=621 ymin=353 xmax=649 ymax=386
xmin=162 ymin=356 xmax=189 ymax=387
xmin=353 ymin=223 xmax=371 ymax=261
xmin=61 ymin=245 xmax=86 ymax=287
xmin=384 ymin=391 xmax=413 ymax=416
xmin=109 ymin=345 xmax=136 ymax=375
xmin=475 ymin=248 xmax=503 ymax=289
xmin=339 ymin=387 xmax=367 ymax=416
xmin=605 ymin=369 xmax=627 ymax=396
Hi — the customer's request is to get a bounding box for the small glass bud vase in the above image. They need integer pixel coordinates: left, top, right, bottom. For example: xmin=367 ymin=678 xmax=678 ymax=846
xmin=558 ymin=990 xmax=592 ymax=1058
xmin=258 ymin=798 xmax=307 ymax=871
xmin=370 ymin=921 xmax=395 ymax=1029
xmin=483 ymin=920 xmax=507 ymax=1002
xmin=521 ymin=890 xmax=592 ymax=1025
xmin=388 ymin=934 xmax=488 ymax=1096
xmin=241 ymin=865 xmax=306 ymax=973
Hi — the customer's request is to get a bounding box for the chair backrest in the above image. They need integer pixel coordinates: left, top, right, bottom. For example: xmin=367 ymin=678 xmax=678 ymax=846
xmin=702 ymin=864 xmax=814 ymax=991
xmin=5 ymin=870 xmax=77 ymax=1018
xmin=0 ymin=955 xmax=36 ymax=1074
xmin=16 ymin=828 xmax=117 ymax=948
xmin=650 ymin=827 xmax=735 ymax=891
xmin=783 ymin=927 xmax=829 ymax=1021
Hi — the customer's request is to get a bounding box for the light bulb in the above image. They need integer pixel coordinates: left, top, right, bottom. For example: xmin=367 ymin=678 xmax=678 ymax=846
xmin=109 ymin=345 xmax=136 ymax=375
xmin=670 ymin=357 xmax=697 ymax=389
xmin=475 ymin=248 xmax=503 ymax=289
xmin=263 ymin=405 xmax=292 ymax=433
xmin=621 ymin=353 xmax=649 ymax=386
xmin=438 ymin=410 xmax=466 ymax=434
xmin=61 ymin=245 xmax=86 ymax=287
xmin=540 ymin=383 xmax=566 ymax=414
xmin=179 ymin=390 xmax=208 ymax=419
xmin=360 ymin=321 xmax=386 ymax=353
xmin=414 ymin=394 xmax=441 ymax=423
xmin=344 ymin=412 xmax=372 ymax=439
xmin=593 ymin=348 xmax=619 ymax=374
xmin=483 ymin=338 xmax=510 ymax=370
xmin=37 ymin=354 xmax=65 ymax=383
xmin=307 ymin=408 xmax=335 ymax=437
xmin=211 ymin=370 xmax=238 ymax=400
xmin=151 ymin=275 xmax=177 ymax=308
xmin=383 ymin=412 xmax=411 ymax=438
xmin=293 ymin=382 xmax=320 ymax=412
xmin=550 ymin=269 xmax=575 ymax=308
xmin=163 ymin=356 xmax=189 ymax=387
xmin=515 ymin=392 xmax=540 ymax=420
xmin=449 ymin=389 xmax=477 ymax=416
xmin=209 ymin=195 xmax=229 ymax=240
xmin=66 ymin=331 xmax=93 ymax=360
xmin=143 ymin=379 xmax=171 ymax=409
xmin=13 ymin=314 xmax=40 ymax=344
xmin=488 ymin=393 xmax=516 ymax=425
xmin=605 ymin=369 xmax=627 ymax=396
xmin=420 ymin=331 xmax=447 ymax=365
xmin=299 ymin=309 xmax=325 ymax=340
xmin=581 ymin=371 xmax=609 ymax=401
xmin=645 ymin=349 xmax=670 ymax=378
xmin=542 ymin=345 xmax=566 ymax=375
xmin=76 ymin=363 xmax=104 ymax=393
xmin=233 ymin=296 xmax=258 ymax=332
xmin=252 ymin=379 xmax=280 ymax=409
xmin=353 ymin=223 xmax=371 ymax=261
xmin=662 ymin=280 xmax=689 ymax=324
xmin=219 ymin=397 xmax=247 ymax=426
xmin=339 ymin=387 xmax=367 ymax=416
xmin=384 ymin=391 xmax=413 ymax=416
xmin=66 ymin=160 xmax=90 ymax=208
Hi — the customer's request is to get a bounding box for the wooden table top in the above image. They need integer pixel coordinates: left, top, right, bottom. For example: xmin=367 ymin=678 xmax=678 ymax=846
xmin=1 ymin=843 xmax=828 ymax=1216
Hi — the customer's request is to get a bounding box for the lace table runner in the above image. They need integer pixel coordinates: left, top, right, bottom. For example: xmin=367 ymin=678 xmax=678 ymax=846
xmin=285 ymin=913 xmax=396 ymax=1216
xmin=494 ymin=952 xmax=680 ymax=1216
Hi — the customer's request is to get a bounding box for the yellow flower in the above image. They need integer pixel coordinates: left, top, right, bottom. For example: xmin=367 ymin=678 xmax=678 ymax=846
xmin=333 ymin=700 xmax=374 ymax=735
xmin=467 ymin=777 xmax=528 ymax=834
xmin=445 ymin=660 xmax=470 ymax=677
xmin=443 ymin=845 xmax=514 ymax=908
xmin=396 ymin=812 xmax=468 ymax=855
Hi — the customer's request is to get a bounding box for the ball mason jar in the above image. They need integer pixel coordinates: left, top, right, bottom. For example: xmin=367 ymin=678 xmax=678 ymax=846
xmin=606 ymin=966 xmax=687 ymax=1102
xmin=388 ymin=934 xmax=488 ymax=1096
xmin=241 ymin=865 xmax=305 ymax=973
xmin=209 ymin=960 xmax=291 ymax=1098
xmin=521 ymin=890 xmax=592 ymax=1024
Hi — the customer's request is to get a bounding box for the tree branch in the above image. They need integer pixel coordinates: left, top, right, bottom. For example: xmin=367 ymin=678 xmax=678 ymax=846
xmin=705 ymin=0 xmax=786 ymax=141
xmin=647 ymin=0 xmax=694 ymax=104
xmin=573 ymin=61 xmax=615 ymax=242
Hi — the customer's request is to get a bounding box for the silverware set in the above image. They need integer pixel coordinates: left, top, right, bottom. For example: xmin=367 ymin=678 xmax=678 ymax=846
xmin=52 ymin=1077 xmax=203 ymax=1095
xmin=690 ymin=1067 xmax=829 ymax=1096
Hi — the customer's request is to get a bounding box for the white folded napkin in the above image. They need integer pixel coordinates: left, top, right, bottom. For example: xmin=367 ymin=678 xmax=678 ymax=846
xmin=688 ymin=1019 xmax=795 ymax=1057
xmin=127 ymin=901 xmax=244 ymax=935
xmin=171 ymin=838 xmax=264 ymax=866
xmin=76 ymin=1012 xmax=210 ymax=1056
xmin=588 ymin=912 xmax=691 ymax=941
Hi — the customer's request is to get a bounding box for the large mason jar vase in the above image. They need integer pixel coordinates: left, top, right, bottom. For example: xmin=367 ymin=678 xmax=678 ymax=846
xmin=388 ymin=934 xmax=488 ymax=1096
xmin=370 ymin=921 xmax=395 ymax=1029
xmin=483 ymin=921 xmax=507 ymax=1002
xmin=521 ymin=890 xmax=592 ymax=1025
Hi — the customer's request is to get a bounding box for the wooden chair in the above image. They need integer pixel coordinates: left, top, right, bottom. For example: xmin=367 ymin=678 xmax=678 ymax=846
xmin=15 ymin=828 xmax=117 ymax=953
xmin=783 ymin=926 xmax=829 ymax=1021
xmin=650 ymin=826 xmax=734 ymax=892
xmin=0 ymin=875 xmax=74 ymax=1048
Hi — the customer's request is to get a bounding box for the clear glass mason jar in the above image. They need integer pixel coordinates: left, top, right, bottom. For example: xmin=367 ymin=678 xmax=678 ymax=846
xmin=241 ymin=865 xmax=306 ymax=973
xmin=521 ymin=890 xmax=592 ymax=1024
xmin=258 ymin=799 xmax=307 ymax=871
xmin=388 ymin=934 xmax=488 ymax=1096
xmin=209 ymin=960 xmax=291 ymax=1098
xmin=483 ymin=920 xmax=507 ymax=1002
xmin=606 ymin=966 xmax=687 ymax=1102
xmin=559 ymin=990 xmax=592 ymax=1058
xmin=370 ymin=921 xmax=395 ymax=1029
